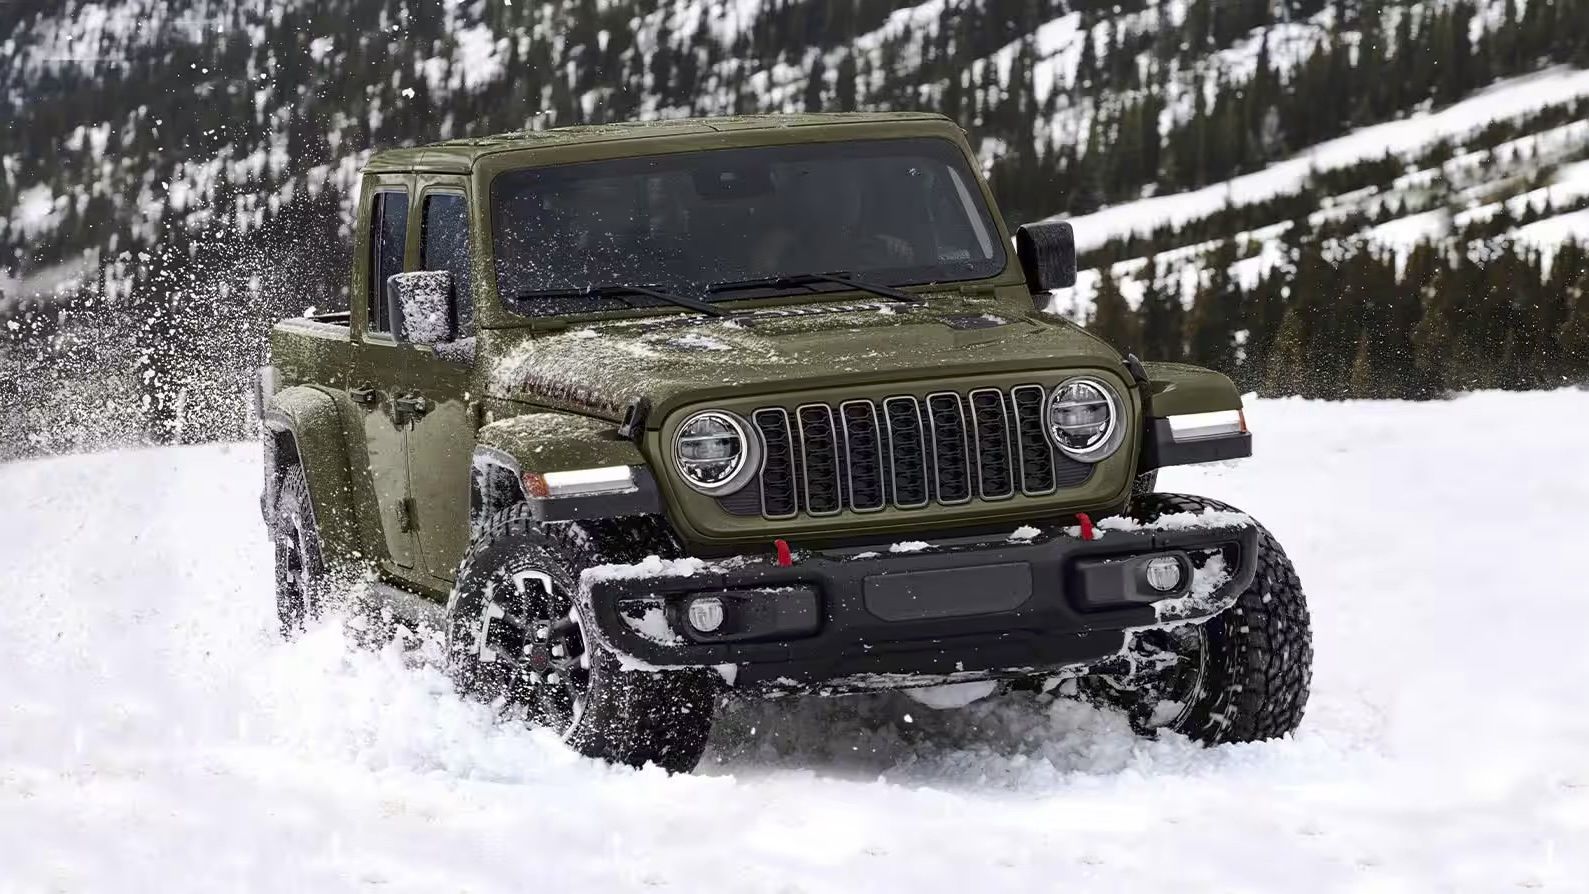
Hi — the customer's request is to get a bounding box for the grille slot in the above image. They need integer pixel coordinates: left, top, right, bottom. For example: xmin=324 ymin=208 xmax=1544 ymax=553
xmin=968 ymin=388 xmax=1015 ymax=500
xmin=753 ymin=408 xmax=799 ymax=518
xmin=883 ymin=397 xmax=929 ymax=509
xmin=926 ymin=392 xmax=972 ymax=504
xmin=1010 ymin=385 xmax=1057 ymax=495
xmin=728 ymin=384 xmax=1094 ymax=520
xmin=839 ymin=400 xmax=886 ymax=512
xmin=796 ymin=404 xmax=842 ymax=516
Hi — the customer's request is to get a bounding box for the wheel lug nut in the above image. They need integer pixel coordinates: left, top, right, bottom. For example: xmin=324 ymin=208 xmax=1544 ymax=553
xmin=546 ymin=672 xmax=559 ymax=684
xmin=551 ymin=644 xmax=565 ymax=658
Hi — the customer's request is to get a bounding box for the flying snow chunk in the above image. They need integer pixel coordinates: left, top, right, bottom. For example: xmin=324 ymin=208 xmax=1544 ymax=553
xmin=904 ymin=681 xmax=999 ymax=709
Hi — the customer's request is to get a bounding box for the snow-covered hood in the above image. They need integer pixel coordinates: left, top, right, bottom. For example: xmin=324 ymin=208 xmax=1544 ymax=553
xmin=485 ymin=297 xmax=1120 ymax=421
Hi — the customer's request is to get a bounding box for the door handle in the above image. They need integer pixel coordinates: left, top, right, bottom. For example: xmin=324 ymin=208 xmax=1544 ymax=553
xmin=392 ymin=394 xmax=431 ymax=425
xmin=350 ymin=387 xmax=381 ymax=407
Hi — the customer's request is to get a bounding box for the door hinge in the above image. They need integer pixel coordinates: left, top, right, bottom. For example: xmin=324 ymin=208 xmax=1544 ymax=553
xmin=392 ymin=393 xmax=432 ymax=427
xmin=397 ymin=497 xmax=416 ymax=533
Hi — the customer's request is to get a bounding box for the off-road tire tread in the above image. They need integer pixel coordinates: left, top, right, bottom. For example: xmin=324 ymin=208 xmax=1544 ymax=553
xmin=1128 ymin=492 xmax=1312 ymax=744
xmin=271 ymin=465 xmax=326 ymax=636
xmin=448 ymin=504 xmax=715 ymax=773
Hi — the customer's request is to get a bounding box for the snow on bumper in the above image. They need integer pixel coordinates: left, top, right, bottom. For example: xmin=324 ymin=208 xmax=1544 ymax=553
xmin=577 ymin=511 xmax=1259 ymax=690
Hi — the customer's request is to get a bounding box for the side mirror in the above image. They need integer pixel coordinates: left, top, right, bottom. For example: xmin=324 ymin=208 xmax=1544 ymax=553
xmin=1015 ymin=221 xmax=1078 ymax=293
xmin=386 ymin=271 xmax=455 ymax=346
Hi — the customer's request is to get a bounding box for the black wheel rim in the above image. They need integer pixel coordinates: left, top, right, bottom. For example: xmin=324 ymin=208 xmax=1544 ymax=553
xmin=1114 ymin=623 xmax=1208 ymax=730
xmin=474 ymin=568 xmax=592 ymax=738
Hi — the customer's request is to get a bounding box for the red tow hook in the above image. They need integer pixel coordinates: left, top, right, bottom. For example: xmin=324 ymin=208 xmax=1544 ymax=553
xmin=774 ymin=538 xmax=793 ymax=567
xmin=1075 ymin=512 xmax=1097 ymax=541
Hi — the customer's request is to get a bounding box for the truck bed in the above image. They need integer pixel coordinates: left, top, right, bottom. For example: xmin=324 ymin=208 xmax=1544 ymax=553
xmin=270 ymin=314 xmax=352 ymax=391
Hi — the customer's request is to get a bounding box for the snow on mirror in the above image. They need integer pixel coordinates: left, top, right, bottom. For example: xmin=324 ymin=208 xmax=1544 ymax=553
xmin=387 ymin=270 xmax=455 ymax=346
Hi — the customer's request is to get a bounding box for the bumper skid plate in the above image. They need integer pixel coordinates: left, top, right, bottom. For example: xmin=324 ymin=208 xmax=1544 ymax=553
xmin=586 ymin=518 xmax=1259 ymax=689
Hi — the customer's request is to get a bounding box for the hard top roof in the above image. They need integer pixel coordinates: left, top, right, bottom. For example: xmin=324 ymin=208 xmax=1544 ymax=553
xmin=362 ymin=111 xmax=955 ymax=174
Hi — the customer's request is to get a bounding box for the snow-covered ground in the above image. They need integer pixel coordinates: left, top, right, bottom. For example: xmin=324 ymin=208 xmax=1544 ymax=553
xmin=2 ymin=390 xmax=1587 ymax=892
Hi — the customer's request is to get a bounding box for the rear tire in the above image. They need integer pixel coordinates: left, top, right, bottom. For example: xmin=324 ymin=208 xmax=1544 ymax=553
xmin=445 ymin=505 xmax=717 ymax=773
xmin=271 ymin=466 xmax=328 ymax=637
xmin=1084 ymin=493 xmax=1313 ymax=744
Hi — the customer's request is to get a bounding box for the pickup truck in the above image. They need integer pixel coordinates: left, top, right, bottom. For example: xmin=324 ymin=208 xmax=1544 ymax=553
xmin=259 ymin=112 xmax=1311 ymax=773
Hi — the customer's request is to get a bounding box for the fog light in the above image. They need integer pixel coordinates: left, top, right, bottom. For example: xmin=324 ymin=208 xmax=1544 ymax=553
xmin=686 ymin=596 xmax=725 ymax=633
xmin=1144 ymin=556 xmax=1184 ymax=592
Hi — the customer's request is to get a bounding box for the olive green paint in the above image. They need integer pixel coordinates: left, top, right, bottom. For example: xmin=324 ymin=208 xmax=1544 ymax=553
xmin=262 ymin=384 xmax=360 ymax=563
xmin=476 ymin=412 xmax=648 ymax=472
xmin=1141 ymin=362 xmax=1244 ymax=416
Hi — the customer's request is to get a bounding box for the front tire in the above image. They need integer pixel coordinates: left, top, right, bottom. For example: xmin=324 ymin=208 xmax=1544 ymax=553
xmin=444 ymin=506 xmax=717 ymax=773
xmin=1085 ymin=493 xmax=1313 ymax=744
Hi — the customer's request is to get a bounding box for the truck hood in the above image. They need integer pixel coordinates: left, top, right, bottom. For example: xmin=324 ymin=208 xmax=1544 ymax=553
xmin=485 ymin=296 xmax=1122 ymax=422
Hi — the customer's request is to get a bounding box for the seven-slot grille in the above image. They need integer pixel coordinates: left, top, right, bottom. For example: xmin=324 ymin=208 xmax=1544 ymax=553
xmin=731 ymin=387 xmax=1093 ymax=520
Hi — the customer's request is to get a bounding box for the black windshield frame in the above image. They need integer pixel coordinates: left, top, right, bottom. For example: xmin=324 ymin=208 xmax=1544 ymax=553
xmin=489 ymin=137 xmax=1008 ymax=317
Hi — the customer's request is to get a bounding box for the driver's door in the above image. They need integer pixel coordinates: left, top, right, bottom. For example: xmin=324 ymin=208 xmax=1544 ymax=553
xmin=352 ymin=177 xmax=420 ymax=580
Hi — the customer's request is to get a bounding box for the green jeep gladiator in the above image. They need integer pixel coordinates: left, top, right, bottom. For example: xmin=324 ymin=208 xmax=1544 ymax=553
xmin=258 ymin=112 xmax=1312 ymax=773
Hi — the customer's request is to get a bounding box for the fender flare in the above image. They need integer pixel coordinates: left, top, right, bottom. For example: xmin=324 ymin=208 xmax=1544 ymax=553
xmin=1139 ymin=361 xmax=1243 ymax=416
xmin=262 ymin=385 xmax=360 ymax=562
xmin=1135 ymin=362 xmax=1251 ymax=473
xmin=472 ymin=411 xmax=663 ymax=528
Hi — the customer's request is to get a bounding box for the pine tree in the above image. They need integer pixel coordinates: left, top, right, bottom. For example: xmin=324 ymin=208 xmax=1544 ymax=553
xmin=1263 ymin=303 xmax=1312 ymax=396
xmin=1556 ymin=245 xmax=1589 ymax=383
xmin=1185 ymin=241 xmax=1242 ymax=374
xmin=834 ymin=51 xmax=858 ymax=113
xmin=1071 ymin=113 xmax=1108 ymax=214
xmin=1348 ymin=332 xmax=1379 ymax=398
xmin=1088 ymin=269 xmax=1141 ymax=354
xmin=1412 ymin=259 xmax=1460 ymax=395
xmin=1138 ymin=261 xmax=1184 ymax=362
xmin=804 ymin=54 xmax=827 ymax=113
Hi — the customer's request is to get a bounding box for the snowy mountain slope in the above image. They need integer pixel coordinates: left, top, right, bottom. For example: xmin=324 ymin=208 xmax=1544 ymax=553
xmin=1063 ymin=66 xmax=1589 ymax=254
xmin=7 ymin=0 xmax=1585 ymax=300
xmin=2 ymin=391 xmax=1587 ymax=892
xmin=1052 ymin=63 xmax=1589 ymax=323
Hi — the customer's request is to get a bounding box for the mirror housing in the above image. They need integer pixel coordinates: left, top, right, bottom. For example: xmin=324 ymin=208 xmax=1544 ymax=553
xmin=1015 ymin=221 xmax=1078 ymax=293
xmin=386 ymin=271 xmax=455 ymax=346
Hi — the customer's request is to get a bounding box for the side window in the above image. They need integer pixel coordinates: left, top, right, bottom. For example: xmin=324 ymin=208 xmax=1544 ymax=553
xmin=421 ymin=193 xmax=473 ymax=336
xmin=368 ymin=190 xmax=409 ymax=333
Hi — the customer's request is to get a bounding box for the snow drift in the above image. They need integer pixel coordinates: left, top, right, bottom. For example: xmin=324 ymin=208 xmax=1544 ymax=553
xmin=1 ymin=391 xmax=1587 ymax=891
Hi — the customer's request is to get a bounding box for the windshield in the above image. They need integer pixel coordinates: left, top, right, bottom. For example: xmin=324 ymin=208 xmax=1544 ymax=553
xmin=490 ymin=138 xmax=1006 ymax=314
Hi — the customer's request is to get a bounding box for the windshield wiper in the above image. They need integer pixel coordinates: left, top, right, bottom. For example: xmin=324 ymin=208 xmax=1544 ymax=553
xmin=706 ymin=272 xmax=925 ymax=305
xmin=511 ymin=284 xmax=729 ymax=317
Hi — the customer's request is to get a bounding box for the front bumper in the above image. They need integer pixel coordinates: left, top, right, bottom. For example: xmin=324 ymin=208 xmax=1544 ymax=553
xmin=585 ymin=516 xmax=1259 ymax=691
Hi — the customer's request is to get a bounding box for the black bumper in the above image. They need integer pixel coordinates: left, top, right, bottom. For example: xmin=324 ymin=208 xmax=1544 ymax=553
xmin=585 ymin=519 xmax=1259 ymax=690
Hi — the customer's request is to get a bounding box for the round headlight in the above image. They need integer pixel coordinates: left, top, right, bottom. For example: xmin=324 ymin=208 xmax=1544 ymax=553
xmin=673 ymin=410 xmax=760 ymax=494
xmin=1045 ymin=377 xmax=1125 ymax=462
